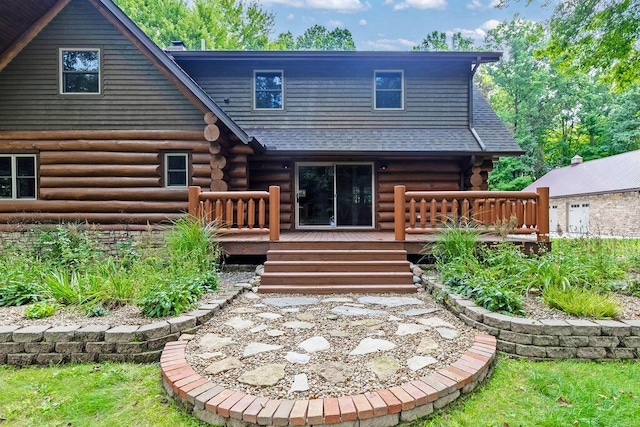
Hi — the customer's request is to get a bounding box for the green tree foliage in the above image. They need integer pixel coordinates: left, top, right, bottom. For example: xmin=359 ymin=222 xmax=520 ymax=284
xmin=273 ymin=25 xmax=356 ymax=51
xmin=412 ymin=31 xmax=475 ymax=51
xmin=113 ymin=0 xmax=274 ymax=50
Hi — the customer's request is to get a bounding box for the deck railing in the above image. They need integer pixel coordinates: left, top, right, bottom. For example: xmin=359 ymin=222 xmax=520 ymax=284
xmin=394 ymin=186 xmax=550 ymax=242
xmin=188 ymin=186 xmax=280 ymax=241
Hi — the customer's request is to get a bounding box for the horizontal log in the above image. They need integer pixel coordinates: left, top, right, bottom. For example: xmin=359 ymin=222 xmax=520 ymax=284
xmin=228 ymin=154 xmax=247 ymax=164
xmin=378 ymin=182 xmax=459 ymax=193
xmin=0 ymin=212 xmax=181 ymax=224
xmin=227 ymin=164 xmax=248 ymax=179
xmin=204 ymin=112 xmax=218 ymax=125
xmin=404 ymin=191 xmax=540 ymax=200
xmin=40 ymin=176 xmax=160 ymax=188
xmin=228 ymin=177 xmax=248 ymax=189
xmin=0 ymin=223 xmax=167 ymax=232
xmin=40 ymin=187 xmax=187 ymax=201
xmin=0 ymin=130 xmax=204 ymax=140
xmin=193 ymin=164 xmax=212 ymax=178
xmin=40 ymin=164 xmax=160 ymax=177
xmin=204 ymin=124 xmax=220 ymax=142
xmin=199 ymin=190 xmax=270 ymax=200
xmin=191 ymin=177 xmax=211 ymax=187
xmin=279 ymin=203 xmax=292 ymax=213
xmin=0 ymin=200 xmax=186 ymax=213
xmin=377 ymin=172 xmax=460 ymax=184
xmin=40 ymin=151 xmax=159 ymax=165
xmin=228 ymin=144 xmax=254 ymax=155
xmin=0 ymin=140 xmax=209 ymax=152
xmin=380 ymin=162 xmax=460 ymax=173
xmin=192 ymin=153 xmax=212 ymax=164
xmin=249 ymin=171 xmax=291 ymax=182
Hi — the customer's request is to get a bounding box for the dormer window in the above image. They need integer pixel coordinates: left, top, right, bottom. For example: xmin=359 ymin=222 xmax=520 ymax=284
xmin=374 ymin=70 xmax=403 ymax=110
xmin=254 ymin=70 xmax=283 ymax=109
xmin=60 ymin=48 xmax=100 ymax=94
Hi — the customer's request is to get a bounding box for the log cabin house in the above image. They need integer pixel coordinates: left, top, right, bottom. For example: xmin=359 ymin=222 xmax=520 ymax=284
xmin=0 ymin=0 xmax=549 ymax=292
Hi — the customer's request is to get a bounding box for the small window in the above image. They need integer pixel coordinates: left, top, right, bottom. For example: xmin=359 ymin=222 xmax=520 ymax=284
xmin=254 ymin=71 xmax=283 ymax=109
xmin=0 ymin=155 xmax=37 ymax=199
xmin=375 ymin=70 xmax=404 ymax=109
xmin=60 ymin=48 xmax=100 ymax=94
xmin=164 ymin=153 xmax=189 ymax=187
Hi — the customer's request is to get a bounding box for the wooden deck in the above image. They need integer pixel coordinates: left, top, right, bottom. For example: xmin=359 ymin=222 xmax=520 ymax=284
xmin=216 ymin=230 xmax=538 ymax=257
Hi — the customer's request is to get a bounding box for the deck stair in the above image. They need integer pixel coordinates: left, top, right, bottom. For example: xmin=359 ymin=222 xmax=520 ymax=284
xmin=259 ymin=241 xmax=416 ymax=294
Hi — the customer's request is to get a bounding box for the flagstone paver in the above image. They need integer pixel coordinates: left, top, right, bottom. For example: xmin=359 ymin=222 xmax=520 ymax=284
xmin=239 ymin=364 xmax=286 ymax=386
xmin=332 ymin=306 xmax=388 ymax=317
xmin=349 ymin=338 xmax=397 ymax=355
xmin=243 ymin=342 xmax=284 ymax=357
xmin=262 ymin=297 xmax=318 ymax=307
xmin=357 ymin=296 xmax=424 ymax=307
xmin=298 ymin=336 xmax=330 ymax=353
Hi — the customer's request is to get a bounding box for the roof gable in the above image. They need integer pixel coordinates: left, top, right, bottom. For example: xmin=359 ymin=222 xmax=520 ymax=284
xmin=524 ymin=150 xmax=640 ymax=197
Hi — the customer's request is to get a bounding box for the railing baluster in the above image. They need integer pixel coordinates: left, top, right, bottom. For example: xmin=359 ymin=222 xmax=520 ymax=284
xmin=441 ymin=198 xmax=448 ymax=224
xmin=420 ymin=198 xmax=427 ymax=228
xmin=409 ymin=198 xmax=416 ymax=228
xmin=259 ymin=199 xmax=265 ymax=228
xmin=225 ymin=199 xmax=233 ymax=228
xmin=462 ymin=199 xmax=470 ymax=225
xmin=237 ymin=199 xmax=245 ymax=228
xmin=248 ymin=199 xmax=255 ymax=229
xmin=215 ymin=199 xmax=223 ymax=223
xmin=452 ymin=199 xmax=459 ymax=224
xmin=430 ymin=198 xmax=437 ymax=227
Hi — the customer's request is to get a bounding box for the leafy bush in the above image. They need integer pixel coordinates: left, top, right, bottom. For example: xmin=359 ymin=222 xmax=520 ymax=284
xmin=85 ymin=304 xmax=109 ymax=317
xmin=624 ymin=279 xmax=640 ymax=297
xmin=31 ymin=224 xmax=101 ymax=270
xmin=0 ymin=281 xmax=42 ymax=306
xmin=24 ymin=301 xmax=58 ymax=319
xmin=543 ymin=285 xmax=620 ymax=318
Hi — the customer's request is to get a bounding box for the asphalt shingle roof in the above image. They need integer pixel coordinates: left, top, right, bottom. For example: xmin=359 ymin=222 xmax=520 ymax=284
xmin=523 ymin=150 xmax=640 ymax=197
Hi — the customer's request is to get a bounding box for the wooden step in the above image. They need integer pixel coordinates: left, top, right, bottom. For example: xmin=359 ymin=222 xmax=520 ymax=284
xmin=266 ymin=249 xmax=408 ymax=262
xmin=263 ymin=260 xmax=410 ymax=273
xmin=270 ymin=241 xmax=405 ymax=251
xmin=258 ymin=284 xmax=418 ymax=294
xmin=260 ymin=272 xmax=414 ymax=286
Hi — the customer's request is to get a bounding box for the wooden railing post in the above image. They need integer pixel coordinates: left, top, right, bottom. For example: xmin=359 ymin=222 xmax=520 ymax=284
xmin=536 ymin=186 xmax=550 ymax=242
xmin=269 ymin=185 xmax=280 ymax=241
xmin=394 ymin=185 xmax=406 ymax=241
xmin=188 ymin=186 xmax=201 ymax=217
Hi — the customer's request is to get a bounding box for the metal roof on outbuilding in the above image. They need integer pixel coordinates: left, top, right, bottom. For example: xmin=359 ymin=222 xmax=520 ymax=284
xmin=523 ymin=149 xmax=640 ymax=197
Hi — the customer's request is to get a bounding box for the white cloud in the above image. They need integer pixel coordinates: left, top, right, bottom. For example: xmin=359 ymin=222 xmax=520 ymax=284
xmin=257 ymin=0 xmax=370 ymax=12
xmin=359 ymin=19 xmax=367 ymax=26
xmin=327 ymin=19 xmax=344 ymax=28
xmin=480 ymin=19 xmax=501 ymax=31
xmin=448 ymin=27 xmax=486 ymax=40
xmin=286 ymin=13 xmax=295 ymax=20
xmin=364 ymin=37 xmax=419 ymax=50
xmin=466 ymin=0 xmax=501 ymax=10
xmin=393 ymin=0 xmax=447 ymax=11
xmin=383 ymin=0 xmax=394 ymax=4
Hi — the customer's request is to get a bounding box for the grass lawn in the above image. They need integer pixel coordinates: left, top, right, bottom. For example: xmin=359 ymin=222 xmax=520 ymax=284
xmin=1 ymin=357 xmax=638 ymax=427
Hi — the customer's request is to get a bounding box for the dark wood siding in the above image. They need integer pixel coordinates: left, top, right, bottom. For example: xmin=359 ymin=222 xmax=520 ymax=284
xmin=184 ymin=59 xmax=469 ymax=129
xmin=0 ymin=0 xmax=204 ymax=130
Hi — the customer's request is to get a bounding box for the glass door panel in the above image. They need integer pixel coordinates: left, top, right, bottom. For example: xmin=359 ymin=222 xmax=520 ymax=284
xmin=336 ymin=164 xmax=373 ymax=227
xmin=297 ymin=165 xmax=335 ymax=227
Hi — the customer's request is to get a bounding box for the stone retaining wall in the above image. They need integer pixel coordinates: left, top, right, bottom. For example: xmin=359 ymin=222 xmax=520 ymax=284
xmin=422 ymin=277 xmax=640 ymax=360
xmin=160 ymin=334 xmax=497 ymax=427
xmin=0 ymin=289 xmax=243 ymax=366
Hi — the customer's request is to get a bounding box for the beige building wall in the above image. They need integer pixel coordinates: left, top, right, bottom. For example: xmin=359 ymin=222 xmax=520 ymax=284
xmin=551 ymin=191 xmax=640 ymax=237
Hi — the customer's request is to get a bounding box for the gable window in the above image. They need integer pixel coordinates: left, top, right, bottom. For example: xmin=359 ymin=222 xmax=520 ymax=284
xmin=0 ymin=155 xmax=37 ymax=199
xmin=374 ymin=70 xmax=403 ymax=109
xmin=164 ymin=153 xmax=189 ymax=187
xmin=60 ymin=48 xmax=100 ymax=94
xmin=254 ymin=71 xmax=283 ymax=109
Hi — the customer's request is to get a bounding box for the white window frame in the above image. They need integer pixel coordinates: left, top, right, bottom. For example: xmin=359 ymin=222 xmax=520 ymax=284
xmin=164 ymin=153 xmax=189 ymax=188
xmin=59 ymin=48 xmax=101 ymax=95
xmin=0 ymin=154 xmax=37 ymax=200
xmin=374 ymin=70 xmax=404 ymax=110
xmin=253 ymin=70 xmax=284 ymax=110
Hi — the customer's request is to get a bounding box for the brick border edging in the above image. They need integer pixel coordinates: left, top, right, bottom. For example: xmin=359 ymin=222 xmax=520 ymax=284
xmin=0 ymin=288 xmax=246 ymax=366
xmin=160 ymin=334 xmax=497 ymax=427
xmin=420 ymin=276 xmax=640 ymax=360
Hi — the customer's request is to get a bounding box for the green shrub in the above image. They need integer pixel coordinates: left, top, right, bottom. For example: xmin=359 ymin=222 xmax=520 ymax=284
xmin=31 ymin=224 xmax=101 ymax=270
xmin=42 ymin=269 xmax=93 ymax=305
xmin=85 ymin=304 xmax=109 ymax=317
xmin=543 ymin=285 xmax=620 ymax=318
xmin=0 ymin=281 xmax=43 ymax=306
xmin=431 ymin=224 xmax=481 ymax=265
xmin=24 ymin=301 xmax=58 ymax=319
xmin=624 ymin=279 xmax=640 ymax=297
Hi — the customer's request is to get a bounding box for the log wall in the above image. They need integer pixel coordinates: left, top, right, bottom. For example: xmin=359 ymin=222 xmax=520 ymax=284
xmin=0 ymin=131 xmax=214 ymax=228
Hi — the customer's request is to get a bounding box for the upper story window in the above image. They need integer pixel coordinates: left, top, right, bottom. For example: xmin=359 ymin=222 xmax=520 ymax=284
xmin=164 ymin=153 xmax=189 ymax=187
xmin=60 ymin=48 xmax=100 ymax=94
xmin=0 ymin=155 xmax=37 ymax=199
xmin=374 ymin=70 xmax=404 ymax=110
xmin=254 ymin=71 xmax=283 ymax=110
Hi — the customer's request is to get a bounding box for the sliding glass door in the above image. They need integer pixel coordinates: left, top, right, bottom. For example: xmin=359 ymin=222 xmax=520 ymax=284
xmin=296 ymin=163 xmax=373 ymax=228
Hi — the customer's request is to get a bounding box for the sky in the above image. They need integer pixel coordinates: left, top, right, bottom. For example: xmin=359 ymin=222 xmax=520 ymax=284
xmin=255 ymin=0 xmax=553 ymax=50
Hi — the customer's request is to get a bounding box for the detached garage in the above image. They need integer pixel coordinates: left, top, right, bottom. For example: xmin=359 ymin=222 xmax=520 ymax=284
xmin=524 ymin=150 xmax=640 ymax=237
